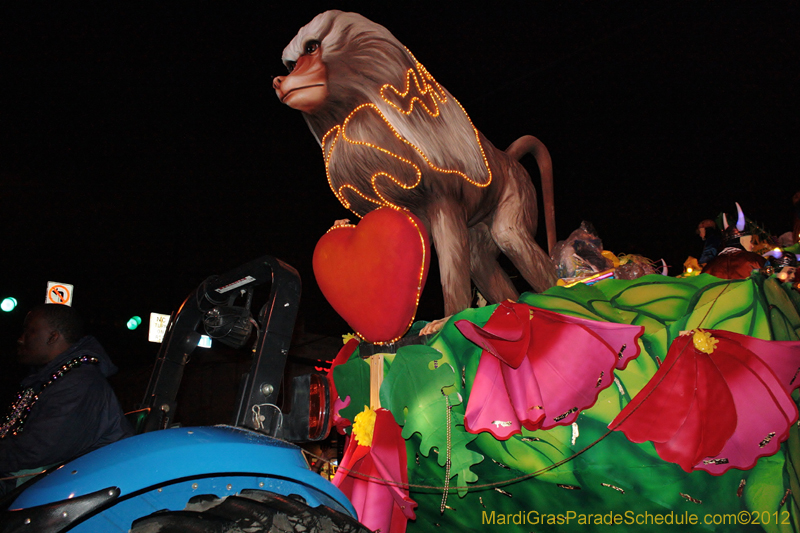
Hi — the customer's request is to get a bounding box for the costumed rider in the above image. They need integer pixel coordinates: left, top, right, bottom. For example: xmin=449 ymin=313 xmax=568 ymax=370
xmin=0 ymin=303 xmax=134 ymax=494
xmin=683 ymin=219 xmax=721 ymax=276
xmin=696 ymin=219 xmax=721 ymax=266
xmin=702 ymin=203 xmax=766 ymax=280
xmin=765 ymin=250 xmax=797 ymax=284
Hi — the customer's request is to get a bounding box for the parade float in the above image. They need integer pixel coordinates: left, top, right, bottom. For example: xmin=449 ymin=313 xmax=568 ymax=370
xmin=274 ymin=11 xmax=800 ymax=532
xmin=330 ymin=271 xmax=800 ymax=533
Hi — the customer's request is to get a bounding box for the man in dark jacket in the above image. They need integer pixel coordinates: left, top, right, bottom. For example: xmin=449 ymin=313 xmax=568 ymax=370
xmin=0 ymin=304 xmax=134 ymax=494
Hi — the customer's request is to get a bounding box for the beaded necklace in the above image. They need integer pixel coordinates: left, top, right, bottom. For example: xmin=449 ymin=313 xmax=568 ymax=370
xmin=0 ymin=355 xmax=99 ymax=439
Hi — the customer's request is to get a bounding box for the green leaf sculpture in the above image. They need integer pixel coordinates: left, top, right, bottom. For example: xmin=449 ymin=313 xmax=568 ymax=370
xmin=380 ymin=344 xmax=483 ymax=497
xmin=333 ymin=349 xmax=372 ymax=425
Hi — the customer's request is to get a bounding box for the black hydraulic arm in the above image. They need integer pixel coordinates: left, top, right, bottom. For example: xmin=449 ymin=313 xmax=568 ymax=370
xmin=230 ymin=258 xmax=301 ymax=430
xmin=139 ymin=256 xmax=301 ymax=434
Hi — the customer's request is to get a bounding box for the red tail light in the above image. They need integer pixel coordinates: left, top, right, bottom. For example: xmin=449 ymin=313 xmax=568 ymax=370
xmin=308 ymin=373 xmax=331 ymax=440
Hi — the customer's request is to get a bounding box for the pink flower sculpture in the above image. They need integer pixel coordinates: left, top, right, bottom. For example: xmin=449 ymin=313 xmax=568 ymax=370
xmin=611 ymin=329 xmax=800 ymax=474
xmin=455 ymin=302 xmax=644 ymax=440
xmin=333 ymin=408 xmax=417 ymax=533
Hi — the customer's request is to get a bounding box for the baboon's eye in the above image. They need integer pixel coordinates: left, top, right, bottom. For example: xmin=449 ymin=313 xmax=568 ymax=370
xmin=304 ymin=40 xmax=320 ymax=54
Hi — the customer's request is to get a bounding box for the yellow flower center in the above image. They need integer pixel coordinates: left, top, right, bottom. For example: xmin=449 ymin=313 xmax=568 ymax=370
xmin=352 ymin=406 xmax=377 ymax=447
xmin=692 ymin=329 xmax=718 ymax=354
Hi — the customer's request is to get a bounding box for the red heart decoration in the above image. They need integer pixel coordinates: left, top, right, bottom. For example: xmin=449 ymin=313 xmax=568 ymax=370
xmin=313 ymin=208 xmax=430 ymax=344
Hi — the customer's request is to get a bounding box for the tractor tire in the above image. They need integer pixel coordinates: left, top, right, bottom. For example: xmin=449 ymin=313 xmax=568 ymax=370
xmin=130 ymin=489 xmax=371 ymax=533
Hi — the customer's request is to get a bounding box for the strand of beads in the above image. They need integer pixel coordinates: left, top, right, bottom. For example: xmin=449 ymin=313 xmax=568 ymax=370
xmin=0 ymin=356 xmax=99 ymax=438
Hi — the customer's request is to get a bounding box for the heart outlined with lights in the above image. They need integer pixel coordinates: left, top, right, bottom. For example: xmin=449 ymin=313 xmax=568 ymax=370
xmin=313 ymin=208 xmax=430 ymax=344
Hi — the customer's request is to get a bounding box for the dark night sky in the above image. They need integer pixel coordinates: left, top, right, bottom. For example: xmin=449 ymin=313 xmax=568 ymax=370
xmin=1 ymin=2 xmax=798 ymax=365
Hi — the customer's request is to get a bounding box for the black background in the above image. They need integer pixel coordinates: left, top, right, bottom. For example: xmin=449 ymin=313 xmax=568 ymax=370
xmin=2 ymin=2 xmax=797 ymax=382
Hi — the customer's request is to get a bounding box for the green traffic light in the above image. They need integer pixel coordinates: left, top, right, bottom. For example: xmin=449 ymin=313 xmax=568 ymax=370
xmin=1 ymin=297 xmax=17 ymax=312
xmin=127 ymin=316 xmax=142 ymax=330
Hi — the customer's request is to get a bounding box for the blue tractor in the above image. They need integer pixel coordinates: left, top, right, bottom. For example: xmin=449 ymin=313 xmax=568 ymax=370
xmin=0 ymin=256 xmax=369 ymax=532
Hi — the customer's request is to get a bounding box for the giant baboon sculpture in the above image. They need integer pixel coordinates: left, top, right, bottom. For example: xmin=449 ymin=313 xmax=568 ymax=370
xmin=274 ymin=10 xmax=557 ymax=316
